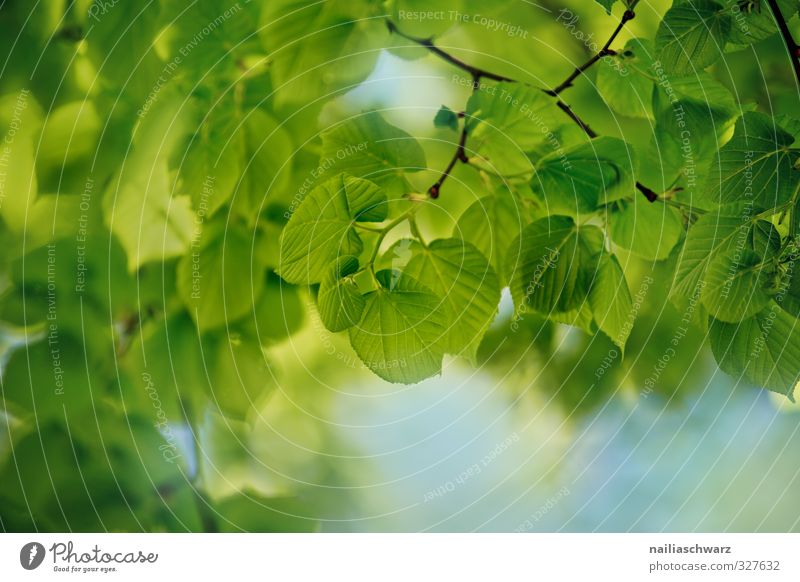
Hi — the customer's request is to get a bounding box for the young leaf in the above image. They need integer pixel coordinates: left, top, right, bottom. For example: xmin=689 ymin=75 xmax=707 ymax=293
xmin=596 ymin=38 xmax=655 ymax=120
xmin=403 ymin=238 xmax=501 ymax=362
xmin=721 ymin=0 xmax=799 ymax=46
xmin=708 ymin=112 xmax=800 ymax=207
xmin=609 ymin=200 xmax=684 ymax=261
xmin=709 ymin=302 xmax=800 ymax=400
xmin=320 ymin=111 xmax=426 ymax=193
xmin=671 ymin=202 xmax=756 ymax=299
xmin=532 ymin=137 xmax=638 ymax=215
xmin=180 ymin=103 xmax=243 ymax=217
xmin=749 ymin=220 xmax=782 ymax=260
xmin=434 ymin=105 xmax=459 ymax=131
xmin=104 ymin=158 xmax=194 ymax=272
xmin=701 ymin=249 xmax=774 ymax=322
xmin=589 ymin=253 xmax=634 ymax=351
xmin=655 ymin=0 xmax=730 ymax=75
xmin=317 ymin=256 xmax=366 ymax=332
xmin=348 ymin=270 xmax=446 ymax=384
xmin=278 ymin=174 xmax=386 ymax=285
xmin=466 ymin=82 xmax=565 ymax=176
xmin=507 ymin=216 xmax=604 ymax=315
xmin=453 ymin=187 xmax=526 ymax=285
xmin=258 ymin=1 xmax=385 ymax=107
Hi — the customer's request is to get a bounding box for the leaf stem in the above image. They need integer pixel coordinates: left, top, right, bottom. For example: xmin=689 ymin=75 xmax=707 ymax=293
xmin=366 ymin=206 xmax=418 ymax=274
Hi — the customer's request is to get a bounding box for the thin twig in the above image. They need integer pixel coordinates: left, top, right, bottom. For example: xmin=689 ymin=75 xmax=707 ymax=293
xmin=548 ymin=7 xmax=637 ymax=96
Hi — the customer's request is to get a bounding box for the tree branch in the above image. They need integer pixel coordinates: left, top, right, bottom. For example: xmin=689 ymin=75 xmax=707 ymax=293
xmin=429 ymin=101 xmax=470 ymax=198
xmin=386 ymin=20 xmax=512 ymax=82
xmin=386 ymin=11 xmax=659 ymax=203
xmin=548 ymin=7 xmax=636 ymax=96
xmin=766 ymin=0 xmax=800 ymax=90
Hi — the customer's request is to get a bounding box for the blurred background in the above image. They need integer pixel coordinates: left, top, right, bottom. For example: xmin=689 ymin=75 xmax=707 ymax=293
xmin=0 ymin=0 xmax=799 ymax=532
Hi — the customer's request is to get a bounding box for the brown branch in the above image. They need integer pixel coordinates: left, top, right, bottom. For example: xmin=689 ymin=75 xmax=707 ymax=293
xmin=548 ymin=8 xmax=636 ymax=96
xmin=386 ymin=20 xmax=512 ymax=83
xmin=429 ymin=102 xmax=470 ymax=199
xmin=766 ymin=0 xmax=800 ymax=90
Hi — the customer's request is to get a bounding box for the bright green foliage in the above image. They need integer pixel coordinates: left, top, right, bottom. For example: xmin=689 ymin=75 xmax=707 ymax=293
xmin=671 ymin=203 xmax=755 ymax=300
xmin=655 ymin=0 xmax=730 ymax=75
xmin=278 ymin=174 xmax=387 ymax=284
xmin=589 ymin=253 xmax=634 ymax=351
xmin=701 ymin=249 xmax=774 ymax=322
xmin=597 ymin=38 xmax=655 ymax=120
xmin=506 ymin=216 xmax=604 ymax=314
xmin=403 ymin=238 xmax=501 ymax=362
xmin=709 ymin=112 xmax=800 ymax=207
xmin=465 ymin=82 xmax=566 ymax=176
xmin=320 ymin=111 xmax=427 ymax=193
xmin=349 ymin=270 xmax=446 ymax=384
xmin=710 ymin=303 xmax=800 ymax=400
xmin=453 ymin=187 xmax=526 ymax=285
xmin=177 ymin=222 xmax=266 ymax=332
xmin=609 ymin=200 xmax=684 ymax=261
xmin=318 ymin=256 xmax=367 ymax=332
xmin=532 ymin=137 xmax=638 ymax=215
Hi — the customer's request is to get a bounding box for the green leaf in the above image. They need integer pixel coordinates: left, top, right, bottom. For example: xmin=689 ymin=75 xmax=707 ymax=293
xmin=277 ymin=174 xmax=387 ymax=285
xmin=103 ymin=98 xmax=195 ymax=271
xmin=702 ymin=249 xmax=774 ymax=322
xmin=721 ymin=0 xmax=800 ymax=46
xmin=320 ymin=111 xmax=426 ymax=193
xmin=507 ymin=216 xmax=604 ymax=314
xmin=259 ymin=1 xmax=385 ymax=107
xmin=671 ymin=202 xmax=756 ymax=299
xmin=709 ymin=302 xmax=800 ymax=400
xmin=589 ymin=253 xmax=634 ymax=351
xmin=651 ymin=72 xmax=739 ymax=184
xmin=180 ymin=103 xmax=243 ymax=217
xmin=655 ymin=0 xmax=730 ymax=75
xmin=453 ymin=186 xmax=527 ymax=285
xmin=609 ymin=200 xmax=684 ymax=261
xmin=532 ymin=137 xmax=638 ymax=215
xmin=348 ymin=270 xmax=446 ymax=384
xmin=708 ymin=112 xmax=800 ymax=207
xmin=232 ymin=108 xmax=294 ymax=218
xmin=36 ymin=101 xmax=100 ymax=168
xmin=317 ymin=256 xmax=366 ymax=332
xmin=83 ymin=0 xmax=164 ymax=100
xmin=104 ymin=158 xmax=194 ymax=272
xmin=403 ymin=238 xmax=501 ymax=362
xmin=749 ymin=219 xmax=782 ymax=260
xmin=177 ymin=223 xmax=266 ymax=331
xmin=596 ymin=38 xmax=655 ymax=120
xmin=465 ymin=82 xmax=565 ymax=176
xmin=434 ymin=105 xmax=459 ymax=131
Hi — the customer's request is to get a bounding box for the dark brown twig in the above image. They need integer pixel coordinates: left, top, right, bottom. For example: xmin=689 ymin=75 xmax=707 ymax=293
xmin=548 ymin=8 xmax=636 ymax=96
